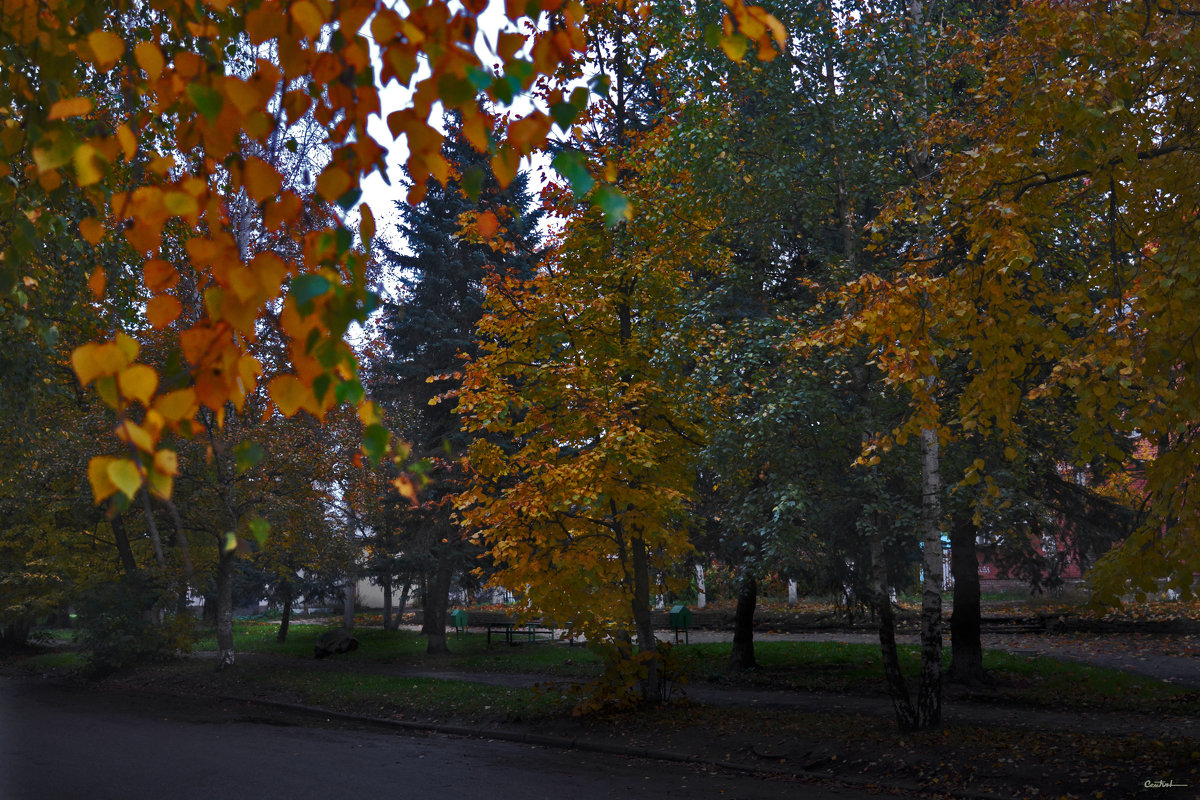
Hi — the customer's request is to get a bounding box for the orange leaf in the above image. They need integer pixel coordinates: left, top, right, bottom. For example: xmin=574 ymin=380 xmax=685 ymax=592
xmin=143 ymin=259 xmax=179 ymax=292
xmin=477 ymin=210 xmax=499 ymax=237
xmin=244 ymin=156 xmax=282 ymax=201
xmin=290 ymin=0 xmax=325 ymax=39
xmin=316 ymin=165 xmax=351 ymax=202
xmin=146 ymin=294 xmax=182 ymax=329
xmin=79 ymin=217 xmax=104 ymax=244
xmin=48 ymin=97 xmax=93 ymax=120
xmin=360 ymin=202 xmax=376 ymax=245
xmin=88 ymin=265 xmax=106 ymax=299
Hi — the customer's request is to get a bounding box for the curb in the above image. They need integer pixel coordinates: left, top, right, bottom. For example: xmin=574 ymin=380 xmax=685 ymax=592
xmin=208 ymin=691 xmax=1015 ymax=800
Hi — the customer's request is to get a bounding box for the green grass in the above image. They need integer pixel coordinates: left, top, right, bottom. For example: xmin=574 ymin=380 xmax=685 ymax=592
xmin=193 ymin=621 xmax=605 ymax=676
xmin=237 ymin=667 xmax=572 ymax=721
xmin=11 ymin=651 xmax=85 ymax=671
xmin=672 ymin=639 xmax=1199 ymax=716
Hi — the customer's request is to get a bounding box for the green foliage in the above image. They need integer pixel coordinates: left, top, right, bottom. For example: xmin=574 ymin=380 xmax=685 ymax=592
xmin=74 ymin=573 xmax=192 ymax=676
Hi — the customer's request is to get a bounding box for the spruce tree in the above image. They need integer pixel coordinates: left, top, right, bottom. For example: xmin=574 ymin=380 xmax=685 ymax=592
xmin=374 ymin=114 xmax=541 ymax=652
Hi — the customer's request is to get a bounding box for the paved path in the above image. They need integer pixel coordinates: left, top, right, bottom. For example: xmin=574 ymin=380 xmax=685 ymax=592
xmin=0 ymin=677 xmax=898 ymax=800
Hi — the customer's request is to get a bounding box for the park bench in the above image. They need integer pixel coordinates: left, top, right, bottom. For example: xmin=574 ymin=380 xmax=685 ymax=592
xmin=450 ymin=610 xmax=560 ymax=646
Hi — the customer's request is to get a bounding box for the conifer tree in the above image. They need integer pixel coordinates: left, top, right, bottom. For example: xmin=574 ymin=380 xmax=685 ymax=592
xmin=374 ymin=114 xmax=541 ymax=653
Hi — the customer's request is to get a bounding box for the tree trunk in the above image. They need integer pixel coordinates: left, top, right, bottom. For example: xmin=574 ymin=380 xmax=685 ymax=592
xmin=630 ymin=534 xmax=661 ymax=705
xmin=728 ymin=572 xmax=757 ymax=672
xmin=381 ymin=572 xmax=393 ymax=631
xmin=343 ymin=576 xmax=356 ymax=632
xmin=215 ymin=547 xmax=236 ymax=670
xmin=948 ymin=514 xmax=986 ymax=684
xmin=110 ymin=515 xmax=138 ymax=574
xmin=425 ymin=554 xmax=452 ymax=654
xmin=917 ymin=424 xmax=943 ymax=729
xmin=872 ymin=527 xmax=917 ymax=731
xmin=390 ymin=582 xmax=410 ymax=632
xmin=277 ymin=585 xmax=293 ymax=644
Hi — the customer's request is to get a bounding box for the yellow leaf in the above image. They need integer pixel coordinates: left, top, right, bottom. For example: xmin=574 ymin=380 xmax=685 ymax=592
xmin=720 ymin=34 xmax=748 ymax=62
xmin=115 ymin=419 xmax=156 ymax=453
xmin=146 ymin=467 xmax=174 ymax=499
xmin=357 ymin=400 xmax=382 ymax=427
xmin=224 ymin=78 xmax=261 ymax=115
xmin=114 ymin=332 xmax=140 ymax=362
xmin=243 ymin=157 xmax=282 ymax=201
xmin=87 ymin=457 xmax=120 ymax=502
xmin=72 ymin=342 xmax=130 ymax=386
xmin=48 ymin=97 xmax=93 ymax=120
xmin=87 ymin=265 xmax=105 ymax=299
xmin=116 ymin=124 xmax=137 ymax=160
xmin=117 ymin=364 xmax=159 ymax=404
xmin=269 ymin=374 xmax=309 ymax=417
xmin=392 ymin=474 xmax=417 ymax=500
xmin=106 ymin=458 xmax=143 ymax=500
xmin=79 ymin=217 xmax=104 ymax=244
xmin=146 ymin=294 xmax=182 ymax=329
xmin=134 ymin=42 xmax=165 ymax=80
xmin=1004 ymin=446 xmax=1019 ymax=461
xmin=290 ymin=0 xmax=325 ymax=39
xmin=88 ymin=30 xmax=126 ymax=70
xmin=153 ymin=388 xmax=197 ymax=421
xmin=154 ymin=448 xmax=179 ymax=476
xmin=74 ymin=143 xmax=103 ymax=185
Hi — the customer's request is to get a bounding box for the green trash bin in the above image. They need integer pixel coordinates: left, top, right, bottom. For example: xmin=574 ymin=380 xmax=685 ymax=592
xmin=450 ymin=609 xmax=469 ymax=638
xmin=669 ymin=605 xmax=692 ymax=644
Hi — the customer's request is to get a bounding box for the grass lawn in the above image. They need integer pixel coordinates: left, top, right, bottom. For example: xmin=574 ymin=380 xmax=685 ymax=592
xmin=180 ymin=619 xmax=1200 ymax=720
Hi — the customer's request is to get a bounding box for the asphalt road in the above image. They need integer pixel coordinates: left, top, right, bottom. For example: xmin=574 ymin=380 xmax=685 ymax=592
xmin=0 ymin=677 xmax=886 ymax=800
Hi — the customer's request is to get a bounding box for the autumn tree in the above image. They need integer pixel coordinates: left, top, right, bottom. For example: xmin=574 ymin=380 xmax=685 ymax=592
xmin=456 ymin=110 xmax=729 ymax=706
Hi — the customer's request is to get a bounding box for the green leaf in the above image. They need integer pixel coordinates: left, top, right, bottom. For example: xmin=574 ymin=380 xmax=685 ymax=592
xmin=363 ymin=423 xmax=389 ymax=467
xmin=589 ymin=74 xmax=610 ymax=97
xmin=234 ymin=440 xmax=265 ymax=474
xmin=248 ymin=518 xmax=270 ymax=548
xmin=336 ymin=187 xmax=362 ymax=212
xmin=550 ymin=101 xmax=578 ymax=131
xmin=595 ymin=185 xmax=631 ymax=226
xmin=461 ymin=167 xmax=485 ymax=201
xmin=336 ymin=378 xmax=365 ymax=405
xmin=222 ymin=531 xmax=238 ymax=553
xmin=313 ymin=372 xmax=332 ymax=402
xmin=552 ymin=150 xmax=594 ymax=197
xmin=438 ymin=73 xmax=476 ymax=106
xmin=290 ymin=273 xmax=330 ymax=312
xmin=467 ymin=66 xmax=493 ymax=91
xmin=186 ymin=84 xmax=224 ymax=122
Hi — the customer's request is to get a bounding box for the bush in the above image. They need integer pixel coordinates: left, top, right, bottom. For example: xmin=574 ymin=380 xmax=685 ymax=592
xmin=74 ymin=573 xmax=193 ymax=676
